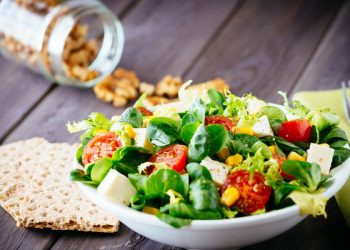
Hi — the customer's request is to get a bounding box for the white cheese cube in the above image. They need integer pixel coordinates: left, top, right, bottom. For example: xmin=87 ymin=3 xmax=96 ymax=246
xmin=151 ymin=102 xmax=186 ymax=113
xmin=247 ymin=98 xmax=266 ymax=115
xmin=97 ymin=169 xmax=137 ymax=206
xmin=307 ymin=143 xmax=334 ymax=175
xmin=134 ymin=128 xmax=154 ymax=152
xmin=252 ymin=115 xmax=274 ymax=137
xmin=200 ymin=157 xmax=231 ymax=186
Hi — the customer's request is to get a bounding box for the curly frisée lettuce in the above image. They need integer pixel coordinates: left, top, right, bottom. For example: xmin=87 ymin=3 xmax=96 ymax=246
xmin=68 ymin=85 xmax=350 ymax=228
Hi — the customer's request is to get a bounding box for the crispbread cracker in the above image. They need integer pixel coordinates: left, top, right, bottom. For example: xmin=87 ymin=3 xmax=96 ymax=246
xmin=0 ymin=138 xmax=119 ymax=233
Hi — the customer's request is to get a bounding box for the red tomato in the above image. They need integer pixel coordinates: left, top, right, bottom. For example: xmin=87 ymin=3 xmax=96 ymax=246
xmin=149 ymin=144 xmax=188 ymax=173
xmin=205 ymin=115 xmax=235 ymax=131
xmin=272 ymin=153 xmax=294 ymax=180
xmin=82 ymin=132 xmax=121 ymax=165
xmin=221 ymin=170 xmax=271 ymax=214
xmin=136 ymin=106 xmax=153 ymax=116
xmin=277 ymin=119 xmax=311 ymax=143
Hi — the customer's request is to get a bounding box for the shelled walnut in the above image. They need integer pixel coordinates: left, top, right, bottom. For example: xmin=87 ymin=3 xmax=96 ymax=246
xmin=93 ymin=68 xmax=140 ymax=107
xmin=155 ymin=75 xmax=183 ymax=98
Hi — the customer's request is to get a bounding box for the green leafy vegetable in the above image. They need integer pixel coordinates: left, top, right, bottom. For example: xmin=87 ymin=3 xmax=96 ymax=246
xmin=147 ymin=117 xmax=180 ymax=146
xmin=91 ymin=158 xmax=114 ymax=184
xmin=258 ymin=105 xmax=286 ymax=132
xmin=67 ymin=112 xmax=112 ymax=133
xmin=112 ymin=147 xmax=151 ymax=175
xmin=180 ymin=122 xmax=200 ymax=144
xmin=189 ymin=98 xmax=206 ymax=123
xmin=156 ymin=213 xmax=192 ymax=228
xmin=189 ymin=178 xmax=220 ymax=210
xmin=307 ymin=109 xmax=340 ymax=132
xmin=145 ymin=169 xmax=187 ymax=199
xmin=120 ymin=107 xmax=144 ymax=128
xmin=186 ymin=163 xmax=212 ymax=181
xmin=69 ymin=169 xmax=97 ymax=186
xmin=282 ymin=160 xmax=322 ymax=192
xmin=130 ymin=194 xmax=146 ymax=210
xmin=206 ymin=124 xmax=228 ymax=155
xmin=188 ymin=124 xmax=210 ymax=162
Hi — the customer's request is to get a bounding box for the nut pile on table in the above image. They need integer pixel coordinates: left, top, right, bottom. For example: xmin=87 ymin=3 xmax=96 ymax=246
xmin=93 ymin=67 xmax=230 ymax=107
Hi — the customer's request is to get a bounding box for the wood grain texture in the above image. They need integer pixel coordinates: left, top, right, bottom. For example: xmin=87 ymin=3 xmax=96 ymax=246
xmin=291 ymin=1 xmax=350 ymax=93
xmin=185 ymin=0 xmax=343 ymax=103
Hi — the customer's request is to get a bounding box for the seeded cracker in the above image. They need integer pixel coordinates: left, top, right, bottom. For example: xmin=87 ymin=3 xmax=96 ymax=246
xmin=0 ymin=138 xmax=119 ymax=233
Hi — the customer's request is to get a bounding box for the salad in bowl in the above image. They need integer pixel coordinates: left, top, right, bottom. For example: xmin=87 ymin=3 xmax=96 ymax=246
xmin=68 ymin=81 xmax=350 ymax=248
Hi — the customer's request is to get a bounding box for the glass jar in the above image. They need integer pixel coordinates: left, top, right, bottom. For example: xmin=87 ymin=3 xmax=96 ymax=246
xmin=0 ymin=0 xmax=124 ymax=87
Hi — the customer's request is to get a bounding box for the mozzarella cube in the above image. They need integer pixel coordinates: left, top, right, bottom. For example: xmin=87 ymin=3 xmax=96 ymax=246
xmin=247 ymin=98 xmax=266 ymax=115
xmin=134 ymin=128 xmax=154 ymax=152
xmin=97 ymin=169 xmax=137 ymax=206
xmin=252 ymin=115 xmax=274 ymax=137
xmin=307 ymin=143 xmax=335 ymax=175
xmin=200 ymin=157 xmax=231 ymax=186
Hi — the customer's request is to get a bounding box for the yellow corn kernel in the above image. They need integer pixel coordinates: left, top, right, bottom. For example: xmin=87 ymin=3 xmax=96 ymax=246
xmin=142 ymin=206 xmax=159 ymax=215
xmin=269 ymin=145 xmax=277 ymax=154
xmin=125 ymin=125 xmax=136 ymax=138
xmin=287 ymin=151 xmax=305 ymax=161
xmin=238 ymin=127 xmax=255 ymax=136
xmin=221 ymin=187 xmax=240 ymax=207
xmin=94 ymin=128 xmax=108 ymax=135
xmin=319 ymin=143 xmax=330 ymax=148
xmin=217 ymin=147 xmax=230 ymax=161
xmin=225 ymin=154 xmax=243 ymax=167
xmin=143 ymin=116 xmax=154 ymax=127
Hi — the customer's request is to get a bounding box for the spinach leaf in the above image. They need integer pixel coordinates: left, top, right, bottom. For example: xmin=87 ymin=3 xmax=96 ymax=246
xmin=156 ymin=213 xmax=192 ymax=228
xmin=112 ymin=146 xmax=151 ymax=175
xmin=128 ymin=174 xmax=148 ymax=193
xmin=169 ymin=203 xmax=222 ymax=220
xmin=189 ymin=178 xmax=220 ymax=210
xmin=262 ymin=136 xmax=306 ymax=156
xmin=227 ymin=140 xmax=253 ymax=156
xmin=145 ymin=169 xmax=187 ymax=199
xmin=282 ymin=160 xmax=321 ymax=192
xmin=120 ymin=107 xmax=143 ymax=128
xmin=273 ymin=182 xmax=303 ymax=206
xmin=90 ymin=158 xmax=114 ymax=184
xmin=332 ymin=147 xmax=350 ymax=167
xmin=147 ymin=117 xmax=180 ymax=146
xmin=188 ymin=124 xmax=210 ymax=162
xmin=186 ymin=163 xmax=212 ymax=181
xmin=307 ymin=110 xmax=340 ymax=132
xmin=258 ymin=105 xmax=286 ymax=132
xmin=233 ymin=133 xmax=259 ymax=147
xmin=69 ymin=169 xmax=97 ymax=186
xmin=310 ymin=125 xmax=320 ymax=143
xmin=320 ymin=127 xmax=349 ymax=144
xmin=207 ymin=124 xmax=228 ymax=155
xmin=189 ymin=98 xmax=206 ymax=123
xmin=180 ymin=121 xmax=200 ymax=144
xmin=181 ymin=114 xmax=198 ymax=126
xmin=208 ymin=88 xmax=225 ymax=110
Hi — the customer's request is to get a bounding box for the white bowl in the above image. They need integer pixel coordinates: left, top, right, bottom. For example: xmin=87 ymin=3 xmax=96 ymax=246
xmin=77 ymin=158 xmax=350 ymax=249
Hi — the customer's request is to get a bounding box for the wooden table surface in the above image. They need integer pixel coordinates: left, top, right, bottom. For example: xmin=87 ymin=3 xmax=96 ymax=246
xmin=1 ymin=0 xmax=350 ymax=249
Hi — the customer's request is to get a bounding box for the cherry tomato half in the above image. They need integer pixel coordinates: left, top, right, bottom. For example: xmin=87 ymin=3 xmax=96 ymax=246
xmin=136 ymin=106 xmax=153 ymax=116
xmin=205 ymin=115 xmax=235 ymax=131
xmin=82 ymin=132 xmax=121 ymax=165
xmin=149 ymin=144 xmax=188 ymax=173
xmin=272 ymin=153 xmax=294 ymax=180
xmin=277 ymin=119 xmax=311 ymax=143
xmin=221 ymin=170 xmax=271 ymax=214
